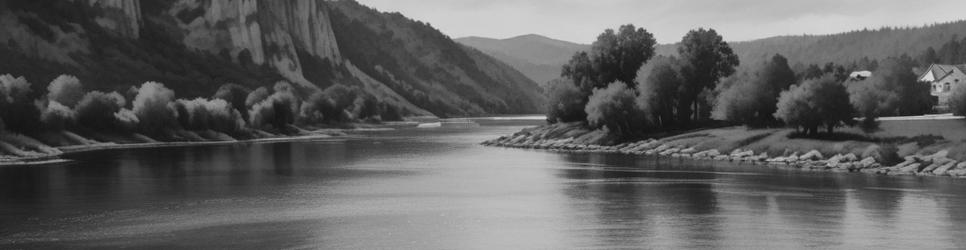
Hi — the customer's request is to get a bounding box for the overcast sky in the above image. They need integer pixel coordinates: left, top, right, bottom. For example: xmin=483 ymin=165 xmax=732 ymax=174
xmin=355 ymin=0 xmax=966 ymax=44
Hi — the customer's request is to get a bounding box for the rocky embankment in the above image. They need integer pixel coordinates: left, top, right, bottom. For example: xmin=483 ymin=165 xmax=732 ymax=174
xmin=482 ymin=129 xmax=966 ymax=178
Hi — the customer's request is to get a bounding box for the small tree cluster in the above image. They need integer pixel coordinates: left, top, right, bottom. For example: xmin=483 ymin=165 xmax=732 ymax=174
xmin=774 ymin=75 xmax=855 ymax=135
xmin=584 ymin=83 xmax=647 ymax=135
xmin=712 ymin=54 xmax=796 ymax=127
xmin=0 ymin=73 xmax=409 ymax=140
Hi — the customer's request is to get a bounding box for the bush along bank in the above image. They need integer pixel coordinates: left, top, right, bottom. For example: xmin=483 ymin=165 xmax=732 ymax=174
xmin=482 ymin=126 xmax=966 ymax=178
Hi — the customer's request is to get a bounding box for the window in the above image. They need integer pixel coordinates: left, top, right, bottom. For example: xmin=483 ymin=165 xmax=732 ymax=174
xmin=946 ymin=82 xmax=951 ymax=91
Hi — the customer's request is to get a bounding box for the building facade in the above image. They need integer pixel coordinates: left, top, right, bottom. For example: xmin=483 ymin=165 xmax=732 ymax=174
xmin=918 ymin=64 xmax=966 ymax=110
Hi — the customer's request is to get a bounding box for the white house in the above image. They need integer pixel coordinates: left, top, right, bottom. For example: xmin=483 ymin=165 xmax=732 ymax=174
xmin=848 ymin=71 xmax=872 ymax=81
xmin=918 ymin=64 xmax=966 ymax=109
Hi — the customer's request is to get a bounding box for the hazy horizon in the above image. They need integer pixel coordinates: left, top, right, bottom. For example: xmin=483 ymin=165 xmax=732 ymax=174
xmin=356 ymin=0 xmax=966 ymax=44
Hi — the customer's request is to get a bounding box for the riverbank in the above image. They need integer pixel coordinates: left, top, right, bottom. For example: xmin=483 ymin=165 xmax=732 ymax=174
xmin=0 ymin=129 xmax=351 ymax=167
xmin=482 ymin=122 xmax=966 ymax=178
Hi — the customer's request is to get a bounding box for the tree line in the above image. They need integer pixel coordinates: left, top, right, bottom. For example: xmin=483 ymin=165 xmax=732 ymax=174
xmin=547 ymin=24 xmax=936 ymax=138
xmin=0 ymin=74 xmax=402 ymax=143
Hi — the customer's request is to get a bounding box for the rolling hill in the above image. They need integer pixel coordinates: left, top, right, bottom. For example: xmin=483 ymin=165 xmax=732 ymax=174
xmin=456 ymin=34 xmax=589 ymax=86
xmin=460 ymin=20 xmax=966 ymax=83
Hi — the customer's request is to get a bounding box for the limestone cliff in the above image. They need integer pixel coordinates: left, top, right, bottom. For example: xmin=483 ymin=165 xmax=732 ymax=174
xmin=86 ymin=0 xmax=141 ymax=39
xmin=173 ymin=0 xmax=265 ymax=66
xmin=0 ymin=0 xmax=544 ymax=117
xmin=259 ymin=0 xmax=340 ymax=61
xmin=169 ymin=0 xmax=344 ymax=90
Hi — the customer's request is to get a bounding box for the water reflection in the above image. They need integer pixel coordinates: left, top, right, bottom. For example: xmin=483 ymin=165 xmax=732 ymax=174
xmin=2 ymin=126 xmax=966 ymax=248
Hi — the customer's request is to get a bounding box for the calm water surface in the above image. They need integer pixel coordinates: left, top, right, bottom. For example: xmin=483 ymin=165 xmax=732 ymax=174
xmin=2 ymin=119 xmax=966 ymax=249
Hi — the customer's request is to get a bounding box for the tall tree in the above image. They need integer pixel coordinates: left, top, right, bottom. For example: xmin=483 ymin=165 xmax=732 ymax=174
xmin=589 ymin=24 xmax=657 ymax=88
xmin=677 ymin=28 xmax=739 ymax=123
xmin=853 ymin=56 xmax=933 ymax=117
xmin=561 ymin=52 xmax=596 ymax=94
xmin=636 ymin=56 xmax=683 ymax=128
xmin=562 ymin=24 xmax=656 ymax=92
xmin=556 ymin=24 xmax=656 ymax=123
xmin=713 ymin=54 xmax=795 ymax=127
xmin=774 ymin=75 xmax=854 ymax=135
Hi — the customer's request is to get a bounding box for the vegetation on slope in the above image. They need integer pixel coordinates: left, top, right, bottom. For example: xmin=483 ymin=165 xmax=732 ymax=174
xmin=328 ymin=0 xmax=546 ymax=117
xmin=0 ymin=0 xmax=544 ymax=121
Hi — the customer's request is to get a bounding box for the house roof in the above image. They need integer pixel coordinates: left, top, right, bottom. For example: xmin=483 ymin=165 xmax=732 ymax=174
xmin=849 ymin=71 xmax=872 ymax=78
xmin=920 ymin=64 xmax=966 ymax=82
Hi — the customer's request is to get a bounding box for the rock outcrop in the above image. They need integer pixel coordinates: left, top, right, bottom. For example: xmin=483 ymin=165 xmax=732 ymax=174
xmin=0 ymin=0 xmax=543 ymax=117
xmin=259 ymin=0 xmax=340 ymax=61
xmin=87 ymin=0 xmax=142 ymax=39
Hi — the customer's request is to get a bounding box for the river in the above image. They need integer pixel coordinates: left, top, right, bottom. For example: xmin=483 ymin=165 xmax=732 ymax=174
xmin=2 ymin=118 xmax=966 ymax=249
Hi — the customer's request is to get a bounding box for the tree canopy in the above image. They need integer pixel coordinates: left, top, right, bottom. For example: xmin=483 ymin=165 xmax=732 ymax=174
xmin=677 ymin=28 xmax=739 ymax=122
xmin=713 ymin=54 xmax=795 ymax=127
xmin=585 ymin=82 xmax=646 ymax=136
xmin=774 ymin=75 xmax=854 ymax=135
xmin=553 ymin=24 xmax=657 ymax=124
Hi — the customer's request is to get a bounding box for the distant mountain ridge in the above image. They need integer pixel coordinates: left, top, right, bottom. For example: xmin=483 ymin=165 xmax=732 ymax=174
xmin=456 ymin=34 xmax=589 ymax=86
xmin=461 ymin=20 xmax=966 ymax=84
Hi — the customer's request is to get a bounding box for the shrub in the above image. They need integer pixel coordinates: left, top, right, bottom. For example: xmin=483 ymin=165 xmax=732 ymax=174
xmin=584 ymin=82 xmax=647 ymax=136
xmin=40 ymin=101 xmax=75 ymax=131
xmin=249 ymin=82 xmax=300 ymax=130
xmin=46 ymin=74 xmax=85 ymax=108
xmin=948 ymin=83 xmax=966 ymax=116
xmin=245 ymin=87 xmax=270 ymax=108
xmin=545 ymin=78 xmax=587 ymax=123
xmin=712 ymin=54 xmax=795 ymax=127
xmin=0 ymin=74 xmax=41 ymax=134
xmin=299 ymin=91 xmax=330 ymax=124
xmin=132 ymin=82 xmax=178 ymax=134
xmin=75 ymin=91 xmax=126 ymax=130
xmin=774 ymin=75 xmax=854 ymax=135
xmin=636 ymin=56 xmax=682 ymax=127
xmin=212 ymin=83 xmax=251 ymax=120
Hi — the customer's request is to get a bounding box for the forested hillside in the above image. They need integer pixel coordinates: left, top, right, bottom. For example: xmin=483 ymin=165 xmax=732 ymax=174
xmin=456 ymin=34 xmax=588 ymax=85
xmin=464 ymin=20 xmax=966 ymax=86
xmin=0 ymin=0 xmax=544 ymax=118
xmin=658 ymin=20 xmax=966 ymax=70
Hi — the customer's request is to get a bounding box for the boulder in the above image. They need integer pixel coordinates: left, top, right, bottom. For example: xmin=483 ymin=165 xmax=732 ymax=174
xmin=842 ymin=153 xmax=858 ymax=162
xmin=733 ymin=150 xmax=755 ymax=158
xmin=903 ymin=154 xmax=924 ymax=163
xmin=706 ymin=149 xmax=721 ymax=157
xmin=730 ymin=149 xmax=743 ymax=156
xmin=947 ymin=164 xmax=966 ymax=177
xmin=858 ymin=157 xmax=877 ymax=169
xmin=785 ymin=153 xmax=800 ymax=163
xmin=680 ymin=147 xmax=698 ymax=154
xmin=898 ymin=163 xmax=922 ymax=173
xmin=752 ymin=152 xmax=769 ymax=162
xmin=800 ymin=150 xmax=824 ymax=161
xmin=925 ymin=150 xmax=950 ymax=161
xmin=692 ymin=150 xmax=711 ymax=158
xmin=827 ymin=154 xmax=844 ymax=164
xmin=932 ymin=161 xmax=958 ymax=176
xmin=892 ymin=159 xmax=916 ymax=169
xmin=921 ymin=162 xmax=944 ymax=173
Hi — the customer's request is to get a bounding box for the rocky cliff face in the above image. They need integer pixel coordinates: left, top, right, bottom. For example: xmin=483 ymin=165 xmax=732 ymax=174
xmin=173 ymin=0 xmax=265 ymax=67
xmin=0 ymin=0 xmax=543 ymax=117
xmin=169 ymin=0 xmax=344 ymax=89
xmin=86 ymin=0 xmax=141 ymax=39
xmin=259 ymin=0 xmax=340 ymax=61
